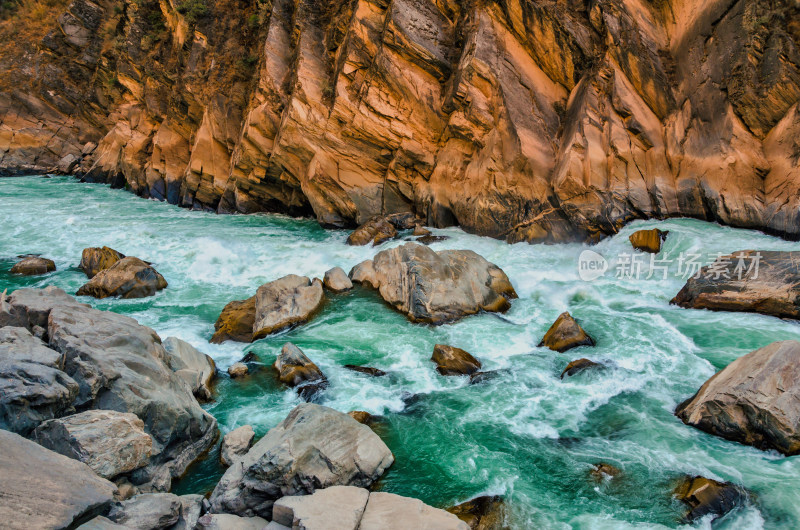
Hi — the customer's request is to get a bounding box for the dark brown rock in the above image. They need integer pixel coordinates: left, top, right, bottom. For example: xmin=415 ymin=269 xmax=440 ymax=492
xmin=79 ymin=247 xmax=125 ymax=279
xmin=347 ymin=217 xmax=398 ymax=246
xmin=274 ymin=342 xmax=327 ymax=401
xmin=210 ymin=296 xmax=256 ymax=344
xmin=560 ymin=358 xmax=600 ymax=379
xmin=628 ymin=229 xmax=668 ymax=253
xmin=539 ymin=312 xmax=595 ymax=352
xmin=344 ymin=365 xmax=387 ymax=377
xmin=347 ymin=411 xmax=372 ymax=424
xmin=417 ymin=234 xmax=449 ymax=245
xmin=446 ymin=496 xmax=507 ymax=530
xmin=10 ymin=257 xmax=56 ymax=275
xmin=590 ymin=463 xmax=621 ymax=481
xmin=674 ymin=476 xmax=744 ymax=523
xmin=76 ymin=257 xmax=167 ymax=299
xmin=413 ymin=225 xmax=431 ymax=236
xmin=431 ymin=344 xmax=482 ymax=376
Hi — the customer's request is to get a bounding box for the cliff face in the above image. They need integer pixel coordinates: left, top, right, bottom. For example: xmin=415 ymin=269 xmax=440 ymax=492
xmin=1 ymin=0 xmax=799 ymax=242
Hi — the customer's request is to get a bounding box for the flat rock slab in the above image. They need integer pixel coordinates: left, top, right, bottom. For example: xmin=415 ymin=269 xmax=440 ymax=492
xmin=77 ymin=256 xmax=167 ymax=299
xmin=350 ymin=243 xmax=517 ymax=324
xmin=676 ymin=340 xmax=800 ymax=455
xmin=671 ymin=250 xmax=800 ymax=320
xmin=195 ymin=513 xmax=270 ymax=529
xmin=0 ymin=429 xmax=116 ymax=530
xmin=253 ymin=275 xmax=325 ymax=339
xmin=539 ymin=312 xmax=595 ymax=352
xmin=10 ymin=256 xmax=56 ymax=275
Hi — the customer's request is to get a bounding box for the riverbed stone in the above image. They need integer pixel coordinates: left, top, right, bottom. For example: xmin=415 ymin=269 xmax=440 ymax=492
xmin=211 ymin=296 xmax=256 ymax=343
xmin=76 ymin=256 xmax=168 ymax=299
xmin=163 ymin=337 xmax=216 ymax=401
xmin=221 ymin=425 xmax=256 ymax=467
xmin=344 ymin=365 xmax=387 ymax=377
xmin=359 ymin=492 xmax=469 ymax=530
xmin=79 ymin=246 xmax=125 ymax=278
xmin=350 ymin=243 xmax=516 ymax=324
xmin=323 ymin=266 xmax=353 ymax=293
xmin=106 ymin=493 xmax=182 ymax=529
xmin=674 ymin=476 xmax=744 ymax=522
xmin=274 ymin=342 xmax=327 ymax=400
xmin=431 ymin=344 xmax=482 ymax=376
xmin=228 ymin=362 xmax=249 ymax=378
xmin=447 ymin=495 xmax=506 ymax=530
xmin=539 ymin=312 xmax=595 ymax=352
xmin=0 ymin=429 xmax=116 ymax=530
xmin=629 ymin=228 xmax=668 ymax=253
xmin=253 ymin=275 xmax=325 ymax=339
xmin=10 ymin=256 xmax=56 ymax=275
xmin=347 ymin=217 xmax=398 ymax=246
xmin=560 ymin=358 xmax=601 ymax=379
xmin=676 ymin=340 xmax=800 ymax=455
xmin=209 ymin=403 xmax=394 ymax=518
xmin=33 ymin=410 xmax=153 ymax=479
xmin=272 ymin=486 xmax=370 ymax=530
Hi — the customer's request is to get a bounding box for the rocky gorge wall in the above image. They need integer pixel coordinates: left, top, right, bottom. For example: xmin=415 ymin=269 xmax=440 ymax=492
xmin=1 ymin=0 xmax=799 ymax=243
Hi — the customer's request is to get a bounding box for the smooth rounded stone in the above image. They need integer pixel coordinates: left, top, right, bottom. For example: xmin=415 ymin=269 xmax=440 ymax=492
xmin=209 ymin=403 xmax=394 ymax=518
xmin=348 ymin=411 xmax=373 ymax=424
xmin=674 ymin=476 xmax=744 ymax=523
xmin=359 ymin=492 xmax=469 ymax=530
xmin=10 ymin=256 xmax=56 ymax=275
xmin=675 ymin=340 xmax=800 ymax=455
xmin=252 ymin=275 xmax=325 ymax=340
xmin=413 ymin=225 xmax=431 ymax=236
xmin=349 ymin=243 xmax=517 ymax=324
xmin=346 ymin=217 xmax=398 ymax=246
xmin=221 ymin=425 xmax=256 ymax=467
xmin=196 ymin=513 xmax=271 ymax=529
xmin=0 ymin=326 xmax=79 ymax=436
xmin=33 ymin=410 xmax=153 ymax=479
xmin=0 ymin=429 xmax=116 ymax=530
xmin=671 ymin=250 xmax=800 ymax=320
xmin=590 ymin=463 xmax=621 ymax=481
xmin=560 ymin=358 xmax=601 ymax=379
xmin=106 ymin=493 xmax=182 ymax=529
xmin=323 ymin=266 xmax=353 ymax=293
xmin=446 ymin=495 xmax=507 ymax=530
xmin=163 ymin=337 xmax=217 ymax=401
xmin=628 ymin=228 xmax=668 ymax=253
xmin=76 ymin=256 xmax=168 ymax=299
xmin=272 ymin=486 xmax=370 ymax=530
xmin=274 ymin=343 xmax=327 ymax=400
xmin=79 ymin=246 xmax=125 ymax=278
xmin=228 ymin=362 xmax=249 ymax=378
xmin=344 ymin=365 xmax=387 ymax=377
xmin=211 ymin=296 xmax=256 ymax=344
xmin=431 ymin=344 xmax=482 ymax=376
xmin=538 ymin=312 xmax=595 ymax=352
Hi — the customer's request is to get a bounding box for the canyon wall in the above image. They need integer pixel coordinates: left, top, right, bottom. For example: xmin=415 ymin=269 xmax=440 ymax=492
xmin=0 ymin=0 xmax=799 ymax=242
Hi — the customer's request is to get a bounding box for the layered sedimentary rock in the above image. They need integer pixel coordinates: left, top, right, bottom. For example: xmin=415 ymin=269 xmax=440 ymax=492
xmin=1 ymin=0 xmax=798 ymax=243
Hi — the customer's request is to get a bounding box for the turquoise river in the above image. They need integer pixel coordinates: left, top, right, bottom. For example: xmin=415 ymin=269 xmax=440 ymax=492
xmin=2 ymin=176 xmax=800 ymax=529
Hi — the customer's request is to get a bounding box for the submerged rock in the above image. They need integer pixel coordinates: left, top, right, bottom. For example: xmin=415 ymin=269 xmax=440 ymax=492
xmin=347 ymin=217 xmax=398 ymax=246
xmin=210 ymin=296 xmax=256 ymax=344
xmin=590 ymin=463 xmax=621 ymax=481
xmin=0 ymin=429 xmax=116 ymax=530
xmin=671 ymin=250 xmax=800 ymax=320
xmin=79 ymin=246 xmax=125 ymax=278
xmin=629 ymin=228 xmax=668 ymax=253
xmin=674 ymin=476 xmax=744 ymax=523
xmin=560 ymin=358 xmax=600 ymax=379
xmin=253 ymin=275 xmax=325 ymax=339
xmin=76 ymin=256 xmax=167 ymax=299
xmin=228 ymin=362 xmax=249 ymax=378
xmin=676 ymin=340 xmax=800 ymax=455
xmin=10 ymin=256 xmax=56 ymax=275
xmin=220 ymin=425 xmax=256 ymax=467
xmin=350 ymin=243 xmax=516 ymax=324
xmin=209 ymin=403 xmax=394 ymax=518
xmin=33 ymin=410 xmax=153 ymax=479
xmin=323 ymin=266 xmax=353 ymax=293
xmin=538 ymin=312 xmax=595 ymax=352
xmin=431 ymin=344 xmax=482 ymax=376
xmin=274 ymin=342 xmax=327 ymax=401
xmin=447 ymin=495 xmax=507 ymax=530
xmin=344 ymin=365 xmax=387 ymax=377
xmin=163 ymin=337 xmax=216 ymax=401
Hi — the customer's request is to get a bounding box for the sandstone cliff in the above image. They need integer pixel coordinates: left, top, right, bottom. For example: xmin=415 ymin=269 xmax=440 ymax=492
xmin=1 ymin=0 xmax=799 ymax=242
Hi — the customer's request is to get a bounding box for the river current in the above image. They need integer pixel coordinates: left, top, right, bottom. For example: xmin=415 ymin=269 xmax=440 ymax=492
xmin=2 ymin=176 xmax=800 ymax=529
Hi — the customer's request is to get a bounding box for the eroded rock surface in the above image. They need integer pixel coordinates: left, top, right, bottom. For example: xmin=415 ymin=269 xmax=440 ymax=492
xmin=10 ymin=256 xmax=56 ymax=275
xmin=323 ymin=267 xmax=353 ymax=293
xmin=253 ymin=275 xmax=325 ymax=339
xmin=210 ymin=296 xmax=256 ymax=344
xmin=674 ymin=476 xmax=744 ymax=523
xmin=539 ymin=312 xmax=595 ymax=352
xmin=274 ymin=342 xmax=327 ymax=401
xmin=76 ymin=256 xmax=167 ymax=299
xmin=163 ymin=337 xmax=217 ymax=401
xmin=431 ymin=344 xmax=482 ymax=376
xmin=79 ymin=247 xmax=125 ymax=279
xmin=220 ymin=425 xmax=255 ymax=467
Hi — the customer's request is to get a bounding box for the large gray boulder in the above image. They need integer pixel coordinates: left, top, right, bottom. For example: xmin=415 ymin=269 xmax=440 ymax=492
xmin=358 ymin=492 xmax=469 ymax=530
xmin=76 ymin=256 xmax=168 ymax=299
xmin=676 ymin=340 xmax=800 ymax=455
xmin=209 ymin=403 xmax=394 ymax=518
xmin=323 ymin=267 xmax=353 ymax=293
xmin=253 ymin=275 xmax=325 ymax=340
xmin=0 ymin=287 xmax=217 ymax=490
xmin=0 ymin=429 xmax=116 ymax=530
xmin=33 ymin=410 xmax=153 ymax=479
xmin=349 ymin=243 xmax=517 ymax=323
xmin=0 ymin=326 xmax=79 ymax=435
xmin=163 ymin=337 xmax=217 ymax=401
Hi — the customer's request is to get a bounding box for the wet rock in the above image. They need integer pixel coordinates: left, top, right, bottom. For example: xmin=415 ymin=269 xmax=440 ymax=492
xmin=228 ymin=362 xmax=249 ymax=378
xmin=210 ymin=296 xmax=256 ymax=344
xmin=359 ymin=492 xmax=469 ymax=530
xmin=413 ymin=225 xmax=431 ymax=236
xmin=469 ymin=371 xmax=499 ymax=385
xmin=350 ymin=243 xmax=517 ymax=324
xmin=676 ymin=340 xmax=800 ymax=455
xmin=79 ymin=246 xmax=125 ymax=278
xmin=33 ymin=410 xmax=153 ymax=479
xmin=344 ymin=365 xmax=387 ymax=377
xmin=10 ymin=256 xmax=56 ymax=275
xmin=347 ymin=217 xmax=398 ymax=246
xmin=590 ymin=463 xmax=621 ymax=481
xmin=323 ymin=266 xmax=353 ymax=293
xmin=195 ymin=513 xmax=270 ymax=529
xmin=252 ymin=275 xmax=325 ymax=340
xmin=209 ymin=403 xmax=394 ymax=518
xmin=417 ymin=234 xmax=449 ymax=245
xmin=163 ymin=337 xmax=216 ymax=401
xmin=385 ymin=212 xmax=418 ymax=230
xmin=274 ymin=342 xmax=327 ymax=401
xmin=431 ymin=344 xmax=482 ymax=376
xmin=560 ymin=358 xmax=600 ymax=379
xmin=629 ymin=228 xmax=668 ymax=253
xmin=106 ymin=493 xmax=182 ymax=529
xmin=674 ymin=476 xmax=744 ymax=523
xmin=0 ymin=429 xmax=116 ymax=530
xmin=76 ymin=256 xmax=168 ymax=299
xmin=348 ymin=411 xmax=373 ymax=424
xmin=220 ymin=425 xmax=256 ymax=467
xmin=538 ymin=312 xmax=595 ymax=352
xmin=671 ymin=250 xmax=800 ymax=320
xmin=272 ymin=486 xmax=370 ymax=530
xmin=447 ymin=495 xmax=507 ymax=530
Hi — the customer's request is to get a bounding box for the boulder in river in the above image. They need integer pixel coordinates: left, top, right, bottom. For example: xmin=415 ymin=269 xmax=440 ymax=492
xmin=209 ymin=403 xmax=394 ymax=518
xmin=33 ymin=410 xmax=153 ymax=479
xmin=220 ymin=425 xmax=256 ymax=467
xmin=560 ymin=358 xmax=601 ymax=379
xmin=344 ymin=365 xmax=387 ymax=377
xmin=671 ymin=250 xmax=800 ymax=320
xmin=674 ymin=476 xmax=744 ymax=523
xmin=347 ymin=217 xmax=398 ymax=246
xmin=431 ymin=344 xmax=482 ymax=376
xmin=446 ymin=495 xmax=507 ymax=530
xmin=628 ymin=228 xmax=668 ymax=253
xmin=0 ymin=429 xmax=116 ymax=530
xmin=228 ymin=362 xmax=249 ymax=378
xmin=538 ymin=312 xmax=595 ymax=352
xmin=413 ymin=225 xmax=431 ymax=236
xmin=675 ymin=340 xmax=800 ymax=455
xmin=417 ymin=234 xmax=449 ymax=245
xmin=210 ymin=296 xmax=256 ymax=344
xmin=10 ymin=256 xmax=56 ymax=275
xmin=323 ymin=266 xmax=353 ymax=293
xmin=253 ymin=275 xmax=325 ymax=339
xmin=79 ymin=246 xmax=125 ymax=278
xmin=348 ymin=411 xmax=373 ymax=424
xmin=163 ymin=337 xmax=216 ymax=401
xmin=590 ymin=463 xmax=621 ymax=481
xmin=350 ymin=243 xmax=517 ymax=324
xmin=274 ymin=342 xmax=327 ymax=401
xmin=76 ymin=256 xmax=168 ymax=299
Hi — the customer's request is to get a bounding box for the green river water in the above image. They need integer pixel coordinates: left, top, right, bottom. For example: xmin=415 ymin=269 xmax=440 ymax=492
xmin=2 ymin=176 xmax=800 ymax=529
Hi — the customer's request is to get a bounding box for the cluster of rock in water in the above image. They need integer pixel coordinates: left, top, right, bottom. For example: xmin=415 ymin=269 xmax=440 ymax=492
xmin=3 ymin=224 xmax=800 ymax=528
